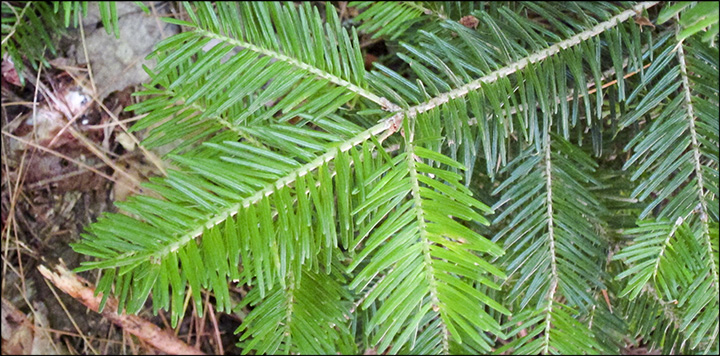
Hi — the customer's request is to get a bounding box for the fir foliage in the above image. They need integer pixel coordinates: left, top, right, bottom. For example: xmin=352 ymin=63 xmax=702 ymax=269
xmin=11 ymin=1 xmax=716 ymax=354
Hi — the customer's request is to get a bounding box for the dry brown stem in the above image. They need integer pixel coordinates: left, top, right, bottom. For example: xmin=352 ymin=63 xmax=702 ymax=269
xmin=37 ymin=263 xmax=205 ymax=355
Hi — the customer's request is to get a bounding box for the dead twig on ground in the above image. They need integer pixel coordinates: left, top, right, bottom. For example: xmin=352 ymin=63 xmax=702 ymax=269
xmin=37 ymin=262 xmax=205 ymax=355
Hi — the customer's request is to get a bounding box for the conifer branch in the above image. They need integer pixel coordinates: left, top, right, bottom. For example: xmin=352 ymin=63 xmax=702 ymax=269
xmin=197 ymin=29 xmax=401 ymax=112
xmin=542 ymin=136 xmax=559 ymax=355
xmin=116 ymin=0 xmax=663 ymax=282
xmin=379 ymin=1 xmax=659 ymax=138
xmin=406 ymin=136 xmax=450 ymax=353
xmin=675 ymin=29 xmax=719 ymax=289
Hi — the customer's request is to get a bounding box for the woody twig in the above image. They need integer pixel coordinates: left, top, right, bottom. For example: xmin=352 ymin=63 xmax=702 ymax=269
xmin=37 ymin=262 xmax=205 ymax=355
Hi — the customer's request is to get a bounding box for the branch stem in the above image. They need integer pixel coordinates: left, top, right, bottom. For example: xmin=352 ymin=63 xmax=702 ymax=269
xmin=197 ymin=29 xmax=401 ymax=112
xmin=675 ymin=25 xmax=719 ymax=292
xmin=405 ymin=131 xmax=450 ymax=353
xmin=379 ymin=1 xmax=659 ymax=138
xmin=541 ymin=136 xmax=559 ymax=355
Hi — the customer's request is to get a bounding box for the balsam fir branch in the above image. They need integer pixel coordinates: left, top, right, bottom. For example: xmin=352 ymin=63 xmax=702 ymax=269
xmin=54 ymin=1 xmax=720 ymax=354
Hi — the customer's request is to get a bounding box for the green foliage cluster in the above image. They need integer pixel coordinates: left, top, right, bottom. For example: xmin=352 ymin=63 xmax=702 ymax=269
xmin=657 ymin=1 xmax=719 ymax=43
xmin=5 ymin=1 xmax=718 ymax=354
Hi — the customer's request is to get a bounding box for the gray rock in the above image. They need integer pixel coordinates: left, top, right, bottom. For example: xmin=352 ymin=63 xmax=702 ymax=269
xmin=80 ymin=2 xmax=144 ymax=29
xmin=74 ymin=2 xmax=179 ymax=100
